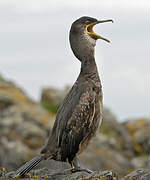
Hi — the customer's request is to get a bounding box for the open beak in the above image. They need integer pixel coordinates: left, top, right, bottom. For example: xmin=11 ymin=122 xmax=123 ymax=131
xmin=86 ymin=19 xmax=113 ymax=43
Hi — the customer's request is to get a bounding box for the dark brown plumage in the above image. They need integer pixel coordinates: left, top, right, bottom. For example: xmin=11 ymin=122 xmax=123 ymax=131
xmin=14 ymin=16 xmax=113 ymax=177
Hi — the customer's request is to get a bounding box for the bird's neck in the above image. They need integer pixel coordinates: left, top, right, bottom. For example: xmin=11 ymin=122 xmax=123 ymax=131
xmin=80 ymin=57 xmax=100 ymax=83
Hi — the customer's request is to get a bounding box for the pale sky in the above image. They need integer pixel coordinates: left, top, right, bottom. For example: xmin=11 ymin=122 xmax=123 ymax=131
xmin=0 ymin=0 xmax=150 ymax=121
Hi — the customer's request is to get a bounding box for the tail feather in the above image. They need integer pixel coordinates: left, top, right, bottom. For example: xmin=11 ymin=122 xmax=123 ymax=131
xmin=14 ymin=155 xmax=44 ymax=177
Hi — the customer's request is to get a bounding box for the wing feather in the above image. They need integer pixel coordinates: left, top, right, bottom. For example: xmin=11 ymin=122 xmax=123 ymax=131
xmin=41 ymin=78 xmax=98 ymax=162
xmin=60 ymin=86 xmax=96 ymax=162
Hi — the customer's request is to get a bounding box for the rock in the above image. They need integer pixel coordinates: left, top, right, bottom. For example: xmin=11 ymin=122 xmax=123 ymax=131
xmin=80 ymin=134 xmax=134 ymax=176
xmin=124 ymin=119 xmax=150 ymax=155
xmin=1 ymin=168 xmax=150 ymax=180
xmin=101 ymin=108 xmax=134 ymax=156
xmin=1 ymin=73 xmax=150 ymax=178
xmin=41 ymin=88 xmax=58 ymax=106
xmin=0 ymin=74 xmax=53 ymax=170
xmin=131 ymin=156 xmax=150 ymax=170
xmin=0 ymin=168 xmax=7 ymax=177
xmin=1 ymin=168 xmax=118 ymax=180
xmin=41 ymin=86 xmax=70 ymax=106
xmin=124 ymin=169 xmax=150 ymax=180
xmin=40 ymin=86 xmax=70 ymax=113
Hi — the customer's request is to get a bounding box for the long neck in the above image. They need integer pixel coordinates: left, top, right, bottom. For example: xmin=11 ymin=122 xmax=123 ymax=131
xmin=69 ymin=28 xmax=101 ymax=84
xmin=80 ymin=56 xmax=100 ymax=84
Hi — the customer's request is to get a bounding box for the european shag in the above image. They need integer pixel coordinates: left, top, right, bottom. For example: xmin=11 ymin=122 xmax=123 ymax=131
xmin=14 ymin=16 xmax=113 ymax=177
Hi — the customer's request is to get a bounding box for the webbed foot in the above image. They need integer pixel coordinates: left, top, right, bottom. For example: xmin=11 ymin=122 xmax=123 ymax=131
xmin=71 ymin=156 xmax=93 ymax=174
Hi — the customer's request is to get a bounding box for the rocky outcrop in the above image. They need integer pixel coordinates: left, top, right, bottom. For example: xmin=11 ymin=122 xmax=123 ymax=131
xmin=124 ymin=169 xmax=150 ymax=180
xmin=0 ymin=74 xmax=150 ymax=178
xmin=1 ymin=168 xmax=150 ymax=180
xmin=0 ymin=74 xmax=53 ymax=170
xmin=40 ymin=86 xmax=70 ymax=113
xmin=78 ymin=108 xmax=136 ymax=176
xmin=124 ymin=119 xmax=150 ymax=155
xmin=1 ymin=168 xmax=118 ymax=180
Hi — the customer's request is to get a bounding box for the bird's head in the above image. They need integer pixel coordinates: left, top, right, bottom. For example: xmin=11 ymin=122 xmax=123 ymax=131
xmin=69 ymin=16 xmax=113 ymax=61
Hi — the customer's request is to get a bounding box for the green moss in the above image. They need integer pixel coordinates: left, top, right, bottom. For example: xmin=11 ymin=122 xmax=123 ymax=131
xmin=139 ymin=152 xmax=148 ymax=157
xmin=42 ymin=101 xmax=59 ymax=114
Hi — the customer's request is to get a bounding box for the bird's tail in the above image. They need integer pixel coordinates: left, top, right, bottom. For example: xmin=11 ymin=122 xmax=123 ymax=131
xmin=14 ymin=155 xmax=44 ymax=177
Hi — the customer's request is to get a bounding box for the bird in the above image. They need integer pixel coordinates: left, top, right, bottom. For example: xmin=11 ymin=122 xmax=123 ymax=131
xmin=14 ymin=16 xmax=113 ymax=177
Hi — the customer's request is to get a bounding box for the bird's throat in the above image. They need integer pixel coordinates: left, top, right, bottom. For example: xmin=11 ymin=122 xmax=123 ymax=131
xmin=81 ymin=57 xmax=99 ymax=78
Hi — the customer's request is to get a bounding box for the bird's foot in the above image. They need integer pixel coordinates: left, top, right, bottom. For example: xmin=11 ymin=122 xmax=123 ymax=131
xmin=42 ymin=167 xmax=93 ymax=178
xmin=71 ymin=156 xmax=93 ymax=174
xmin=71 ymin=167 xmax=93 ymax=174
xmin=70 ymin=156 xmax=93 ymax=174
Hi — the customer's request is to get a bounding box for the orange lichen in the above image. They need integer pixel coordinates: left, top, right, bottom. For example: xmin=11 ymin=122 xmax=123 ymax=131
xmin=0 ymin=88 xmax=29 ymax=103
xmin=13 ymin=175 xmax=20 ymax=178
xmin=41 ymin=118 xmax=49 ymax=126
xmin=32 ymin=175 xmax=39 ymax=178
xmin=126 ymin=119 xmax=148 ymax=135
xmin=1 ymin=168 xmax=6 ymax=172
xmin=76 ymin=177 xmax=108 ymax=180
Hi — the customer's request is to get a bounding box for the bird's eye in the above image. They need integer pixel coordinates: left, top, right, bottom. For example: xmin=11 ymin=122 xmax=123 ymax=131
xmin=85 ymin=20 xmax=90 ymax=24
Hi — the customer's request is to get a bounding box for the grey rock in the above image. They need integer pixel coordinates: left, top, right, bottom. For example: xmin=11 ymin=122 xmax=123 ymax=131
xmin=80 ymin=135 xmax=134 ymax=176
xmin=1 ymin=74 xmax=150 ymax=178
xmin=40 ymin=86 xmax=70 ymax=107
xmin=124 ymin=169 xmax=150 ymax=180
xmin=2 ymin=168 xmax=118 ymax=180
xmin=124 ymin=119 xmax=150 ymax=155
xmin=2 ymin=168 xmax=150 ymax=180
xmin=102 ymin=108 xmax=134 ymax=154
xmin=0 ymin=74 xmax=53 ymax=170
xmin=131 ymin=156 xmax=150 ymax=170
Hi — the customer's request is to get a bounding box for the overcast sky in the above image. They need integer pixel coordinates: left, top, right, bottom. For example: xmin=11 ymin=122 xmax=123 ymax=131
xmin=0 ymin=0 xmax=150 ymax=121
